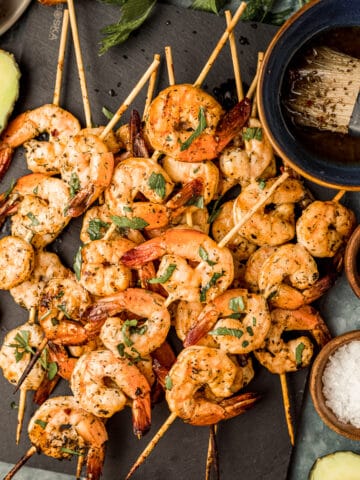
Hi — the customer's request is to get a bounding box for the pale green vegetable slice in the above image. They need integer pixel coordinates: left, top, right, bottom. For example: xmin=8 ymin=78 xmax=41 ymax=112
xmin=0 ymin=49 xmax=20 ymax=133
xmin=309 ymin=451 xmax=360 ymax=480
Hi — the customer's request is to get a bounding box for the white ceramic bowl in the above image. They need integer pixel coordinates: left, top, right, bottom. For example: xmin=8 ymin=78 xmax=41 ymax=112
xmin=0 ymin=0 xmax=32 ymax=36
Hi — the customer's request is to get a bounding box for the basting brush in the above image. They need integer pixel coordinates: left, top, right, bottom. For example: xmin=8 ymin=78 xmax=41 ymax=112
xmin=284 ymin=46 xmax=360 ymax=136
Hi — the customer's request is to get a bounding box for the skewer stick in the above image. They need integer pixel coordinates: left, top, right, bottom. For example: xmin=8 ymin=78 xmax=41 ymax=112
xmin=100 ymin=56 xmax=161 ymax=140
xmin=279 ymin=373 xmax=295 ymax=446
xmin=53 ymin=9 xmax=69 ymax=106
xmin=15 ymin=388 xmax=27 ymax=445
xmin=165 ymin=46 xmax=176 ymax=86
xmin=76 ymin=453 xmax=85 ymax=480
xmin=333 ymin=189 xmax=346 ymax=202
xmin=225 ymin=10 xmax=243 ymax=101
xmin=250 ymin=52 xmax=264 ymax=118
xmin=194 ymin=2 xmax=247 ymax=87
xmin=205 ymin=424 xmax=219 ymax=480
xmin=28 ymin=306 xmax=36 ymax=325
xmin=125 ymin=412 xmax=177 ymax=480
xmin=103 ymin=222 xmax=117 ymax=241
xmin=217 ymin=171 xmax=289 ymax=248
xmin=68 ymin=0 xmax=92 ymax=127
xmin=14 ymin=337 xmax=49 ymax=394
xmin=3 ymin=446 xmax=37 ymax=480
xmin=246 ymin=52 xmax=264 ymax=101
xmin=143 ymin=54 xmax=161 ymax=120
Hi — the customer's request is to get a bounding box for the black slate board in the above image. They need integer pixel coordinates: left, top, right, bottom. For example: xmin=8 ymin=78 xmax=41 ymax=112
xmin=0 ymin=2 xmax=309 ymax=479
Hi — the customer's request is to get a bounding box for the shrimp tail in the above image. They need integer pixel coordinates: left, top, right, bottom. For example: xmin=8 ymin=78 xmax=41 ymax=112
xmin=86 ymin=445 xmax=106 ymax=480
xmin=132 ymin=394 xmax=151 ymax=438
xmin=166 ymin=178 xmax=204 ymax=209
xmin=302 ymin=274 xmax=336 ymax=305
xmin=218 ymin=391 xmax=261 ymax=421
xmin=47 ymin=342 xmax=77 ymax=381
xmin=33 ymin=375 xmax=60 ymax=405
xmin=215 ymin=97 xmax=252 ymax=150
xmin=0 ymin=144 xmax=14 ymax=181
xmin=287 ymin=305 xmax=332 ymax=348
xmin=65 ymin=184 xmax=96 ymax=218
xmin=130 ymin=109 xmax=149 ymax=158
xmin=183 ymin=308 xmax=219 ymax=347
xmin=121 ymin=238 xmax=164 ymax=267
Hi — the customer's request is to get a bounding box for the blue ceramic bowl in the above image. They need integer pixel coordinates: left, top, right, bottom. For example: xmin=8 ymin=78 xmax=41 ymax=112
xmin=257 ymin=0 xmax=360 ymax=190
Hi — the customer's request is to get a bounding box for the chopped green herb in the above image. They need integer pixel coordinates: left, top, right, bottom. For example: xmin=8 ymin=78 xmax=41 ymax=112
xmin=186 ymin=195 xmax=204 ymax=209
xmin=199 ymin=246 xmax=216 ymax=266
xmin=295 ymin=342 xmax=305 ymax=367
xmin=26 ymin=212 xmax=40 ymax=226
xmin=10 ymin=401 xmax=18 ymax=410
xmin=148 ymin=172 xmax=167 ymax=199
xmin=123 ymin=206 xmax=132 ymax=213
xmin=60 ymin=447 xmax=84 ymax=456
xmin=117 ymin=342 xmax=125 ymax=357
xmin=229 ymin=296 xmax=245 ymax=313
xmin=242 ymin=340 xmax=249 ymax=348
xmin=69 ymin=172 xmax=81 ymax=198
xmin=165 ymin=374 xmax=173 ymax=390
xmin=148 ymin=264 xmax=176 ymax=284
xmin=252 ymin=317 xmax=257 ymax=326
xmin=200 ymin=270 xmax=224 ymax=302
xmin=208 ymin=195 xmax=224 ymax=224
xmin=73 ymin=245 xmax=82 ymax=281
xmin=246 ymin=326 xmax=254 ymax=337
xmin=209 ymin=327 xmax=244 ymax=338
xmin=35 ymin=419 xmax=48 ymax=429
xmin=102 ymin=106 xmax=114 ymax=120
xmin=179 ymin=106 xmax=207 ymax=151
xmin=33 ymin=186 xmax=38 ymax=195
xmin=51 ymin=317 xmax=59 ymax=326
xmin=121 ymin=319 xmax=138 ymax=347
xmin=57 ymin=303 xmax=71 ymax=319
xmin=39 ymin=310 xmax=52 ymax=322
xmin=111 ymin=215 xmax=149 ymax=230
xmin=4 ymin=179 xmax=15 ymax=199
xmin=9 ymin=330 xmax=36 ymax=362
xmin=242 ymin=127 xmax=263 ymax=141
xmin=190 ymin=0 xmax=226 ymax=14
xmin=257 ymin=178 xmax=267 ymax=190
xmin=87 ymin=218 xmax=110 ymax=241
xmin=47 ymin=362 xmax=58 ymax=380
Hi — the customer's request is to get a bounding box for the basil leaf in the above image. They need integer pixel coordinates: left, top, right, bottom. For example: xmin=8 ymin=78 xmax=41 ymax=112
xmin=111 ymin=215 xmax=149 ymax=230
xmin=179 ymin=106 xmax=207 ymax=151
xmin=102 ymin=106 xmax=114 ymax=120
xmin=209 ymin=327 xmax=244 ymax=338
xmin=87 ymin=218 xmax=110 ymax=241
xmin=57 ymin=304 xmax=71 ymax=319
xmin=4 ymin=179 xmax=15 ymax=199
xmin=47 ymin=362 xmax=58 ymax=381
xmin=73 ymin=246 xmax=82 ymax=281
xmin=242 ymin=127 xmax=263 ymax=141
xmin=61 ymin=447 xmax=83 ymax=456
xmin=148 ymin=264 xmax=176 ymax=284
xmin=295 ymin=342 xmax=305 ymax=367
xmin=229 ymin=296 xmax=245 ymax=313
xmin=26 ymin=212 xmax=40 ymax=226
xmin=257 ymin=178 xmax=267 ymax=190
xmin=148 ymin=172 xmax=167 ymax=199
xmin=191 ymin=0 xmax=226 ymax=14
xmin=199 ymin=246 xmax=216 ymax=266
xmin=186 ymin=195 xmax=204 ymax=209
xmin=69 ymin=172 xmax=81 ymax=198
xmin=200 ymin=270 xmax=224 ymax=302
xmin=35 ymin=419 xmax=48 ymax=429
xmin=165 ymin=374 xmax=173 ymax=390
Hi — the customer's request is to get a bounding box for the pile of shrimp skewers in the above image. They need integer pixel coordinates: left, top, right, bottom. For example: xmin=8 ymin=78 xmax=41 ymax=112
xmin=0 ymin=3 xmax=357 ymax=480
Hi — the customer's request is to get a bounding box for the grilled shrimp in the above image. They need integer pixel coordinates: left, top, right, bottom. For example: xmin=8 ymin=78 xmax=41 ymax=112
xmin=296 ymin=200 xmax=356 ymax=257
xmin=244 ymin=246 xmax=278 ymax=292
xmin=121 ymin=228 xmax=234 ymax=304
xmin=166 ymin=346 xmax=259 ymax=425
xmin=0 ymin=104 xmax=80 ymax=178
xmin=254 ymin=306 xmax=331 ymax=374
xmin=60 ymin=130 xmax=114 ymax=217
xmin=10 ymin=250 xmax=70 ymax=310
xmin=38 ymin=277 xmax=93 ymax=345
xmin=233 ymin=176 xmax=308 ymax=246
xmin=0 ymin=236 xmax=34 ymax=289
xmin=28 ymin=396 xmax=108 ymax=480
xmin=144 ymin=84 xmax=251 ymax=162
xmin=82 ymin=288 xmax=171 ymax=359
xmin=218 ymin=118 xmax=276 ymax=193
xmin=70 ymin=349 xmax=151 ymax=436
xmin=162 ymin=156 xmax=219 ymax=204
xmin=184 ymin=289 xmax=271 ymax=354
xmin=0 ymin=173 xmax=71 ymax=246
xmin=175 ymin=300 xmax=217 ymax=347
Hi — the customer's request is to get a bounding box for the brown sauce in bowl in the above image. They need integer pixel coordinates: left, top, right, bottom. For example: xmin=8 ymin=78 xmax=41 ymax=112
xmin=281 ymin=27 xmax=360 ymax=167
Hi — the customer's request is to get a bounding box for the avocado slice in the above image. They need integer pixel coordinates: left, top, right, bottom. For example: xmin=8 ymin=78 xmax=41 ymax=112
xmin=309 ymin=451 xmax=360 ymax=480
xmin=0 ymin=49 xmax=20 ymax=133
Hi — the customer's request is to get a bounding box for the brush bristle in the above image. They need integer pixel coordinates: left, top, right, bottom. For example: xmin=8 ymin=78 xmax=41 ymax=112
xmin=284 ymin=46 xmax=360 ymax=134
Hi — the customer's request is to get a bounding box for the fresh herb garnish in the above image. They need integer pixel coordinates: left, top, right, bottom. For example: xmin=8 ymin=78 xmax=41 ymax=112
xmin=35 ymin=419 xmax=48 ymax=429
xmin=111 ymin=215 xmax=149 ymax=230
xmin=295 ymin=342 xmax=305 ymax=367
xmin=4 ymin=179 xmax=15 ymax=199
xmin=10 ymin=401 xmax=18 ymax=410
xmin=60 ymin=447 xmax=84 ymax=456
xmin=179 ymin=106 xmax=207 ymax=151
xmin=87 ymin=218 xmax=110 ymax=241
xmin=199 ymin=246 xmax=216 ymax=266
xmin=257 ymin=178 xmax=267 ymax=190
xmin=73 ymin=246 xmax=82 ymax=281
xmin=209 ymin=327 xmax=244 ymax=338
xmin=47 ymin=362 xmax=58 ymax=380
xmin=57 ymin=303 xmax=71 ymax=319
xmin=121 ymin=319 xmax=138 ymax=347
xmin=26 ymin=212 xmax=40 ymax=226
xmin=229 ymin=296 xmax=245 ymax=313
xmin=246 ymin=326 xmax=254 ymax=336
xmin=148 ymin=264 xmax=176 ymax=284
xmin=102 ymin=106 xmax=114 ymax=120
xmin=243 ymin=126 xmax=263 ymax=141
xmin=148 ymin=172 xmax=167 ymax=199
xmin=116 ymin=342 xmax=148 ymax=363
xmin=69 ymin=172 xmax=81 ymax=198
xmin=208 ymin=195 xmax=224 ymax=224
xmin=165 ymin=374 xmax=173 ymax=390
xmin=200 ymin=270 xmax=224 ymax=302
xmin=190 ymin=0 xmax=226 ymax=14
xmin=186 ymin=195 xmax=204 ymax=209
xmin=9 ymin=330 xmax=36 ymax=362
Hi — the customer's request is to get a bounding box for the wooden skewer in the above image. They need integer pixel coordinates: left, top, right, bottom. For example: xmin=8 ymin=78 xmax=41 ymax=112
xmin=194 ymin=2 xmax=247 ymax=87
xmin=218 ymin=171 xmax=289 ymax=248
xmin=165 ymin=46 xmax=176 ymax=86
xmin=76 ymin=453 xmax=85 ymax=480
xmin=205 ymin=424 xmax=219 ymax=480
xmin=15 ymin=388 xmax=27 ymax=445
xmin=143 ymin=54 xmax=161 ymax=121
xmin=279 ymin=373 xmax=295 ymax=446
xmin=225 ymin=10 xmax=243 ymax=101
xmin=125 ymin=412 xmax=177 ymax=480
xmin=28 ymin=306 xmax=36 ymax=325
xmin=246 ymin=52 xmax=264 ymax=101
xmin=53 ymin=9 xmax=69 ymax=106
xmin=249 ymin=52 xmax=264 ymax=118
xmin=68 ymin=0 xmax=92 ymax=127
xmin=100 ymin=56 xmax=161 ymax=140
xmin=3 ymin=446 xmax=37 ymax=480
xmin=333 ymin=189 xmax=346 ymax=202
xmin=14 ymin=337 xmax=48 ymax=394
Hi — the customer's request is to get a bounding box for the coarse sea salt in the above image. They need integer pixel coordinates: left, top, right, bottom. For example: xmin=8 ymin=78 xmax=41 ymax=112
xmin=322 ymin=340 xmax=360 ymax=428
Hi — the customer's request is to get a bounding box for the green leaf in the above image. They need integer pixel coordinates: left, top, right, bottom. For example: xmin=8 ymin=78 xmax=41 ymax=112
xmin=191 ymin=0 xmax=226 ymax=14
xmin=35 ymin=419 xmax=48 ymax=429
xmin=87 ymin=218 xmax=110 ymax=241
xmin=10 ymin=401 xmax=18 ymax=409
xmin=200 ymin=270 xmax=224 ymax=302
xmin=199 ymin=246 xmax=216 ymax=266
xmin=186 ymin=195 xmax=204 ymax=209
xmin=73 ymin=246 xmax=82 ymax=281
xmin=26 ymin=212 xmax=40 ymax=226
xmin=257 ymin=178 xmax=267 ymax=190
xmin=241 ymin=0 xmax=275 ymax=22
xmin=47 ymin=362 xmax=58 ymax=381
xmin=229 ymin=296 xmax=245 ymax=313
xmin=208 ymin=195 xmax=225 ymax=224
xmin=117 ymin=342 xmax=125 ymax=357
xmin=148 ymin=264 xmax=176 ymax=284
xmin=242 ymin=127 xmax=263 ymax=141
xmin=57 ymin=304 xmax=71 ymax=319
xmin=179 ymin=106 xmax=207 ymax=151
xmin=99 ymin=0 xmax=157 ymax=55
xmin=295 ymin=342 xmax=305 ymax=367
xmin=165 ymin=374 xmax=173 ymax=390
xmin=60 ymin=447 xmax=84 ymax=456
xmin=69 ymin=172 xmax=81 ymax=198
xmin=4 ymin=179 xmax=15 ymax=199
xmin=111 ymin=215 xmax=149 ymax=230
xmin=102 ymin=106 xmax=114 ymax=120
xmin=148 ymin=172 xmax=167 ymax=199
xmin=209 ymin=327 xmax=244 ymax=338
